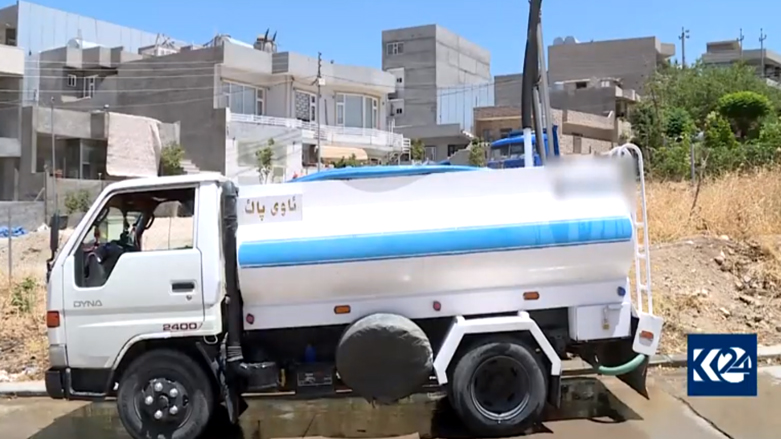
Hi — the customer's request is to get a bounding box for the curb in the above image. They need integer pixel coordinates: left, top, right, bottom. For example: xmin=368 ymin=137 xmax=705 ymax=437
xmin=3 ymin=345 xmax=781 ymax=398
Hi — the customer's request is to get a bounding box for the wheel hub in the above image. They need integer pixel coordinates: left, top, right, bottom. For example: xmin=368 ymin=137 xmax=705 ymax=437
xmin=140 ymin=378 xmax=189 ymax=423
xmin=471 ymin=356 xmax=531 ymax=421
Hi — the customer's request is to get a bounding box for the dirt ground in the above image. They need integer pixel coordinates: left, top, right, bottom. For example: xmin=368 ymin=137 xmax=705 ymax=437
xmin=1 ymin=214 xmax=780 ymax=381
xmin=652 ymin=234 xmax=781 ymax=353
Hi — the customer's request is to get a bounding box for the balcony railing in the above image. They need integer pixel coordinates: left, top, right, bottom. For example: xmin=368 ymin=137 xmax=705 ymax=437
xmin=231 ymin=114 xmax=409 ymax=152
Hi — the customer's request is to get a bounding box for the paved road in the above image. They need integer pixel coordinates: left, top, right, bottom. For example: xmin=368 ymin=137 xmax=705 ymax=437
xmin=2 ymin=367 xmax=780 ymax=439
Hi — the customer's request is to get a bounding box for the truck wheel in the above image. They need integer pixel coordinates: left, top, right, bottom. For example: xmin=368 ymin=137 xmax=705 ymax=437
xmin=116 ymin=349 xmax=214 ymax=439
xmin=450 ymin=338 xmax=547 ymax=437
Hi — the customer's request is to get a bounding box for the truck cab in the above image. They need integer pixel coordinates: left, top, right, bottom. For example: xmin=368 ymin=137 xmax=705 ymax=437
xmin=46 ymin=174 xmax=227 ymax=400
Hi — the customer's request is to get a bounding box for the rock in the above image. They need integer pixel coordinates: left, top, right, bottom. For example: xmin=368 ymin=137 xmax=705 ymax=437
xmin=738 ymin=295 xmax=758 ymax=306
xmin=775 ymin=325 xmax=781 ymax=332
xmin=734 ymin=280 xmax=744 ymax=290
xmin=714 ymin=254 xmax=725 ymax=265
xmin=719 ymin=307 xmax=732 ymax=317
xmin=719 ymin=235 xmax=730 ymax=241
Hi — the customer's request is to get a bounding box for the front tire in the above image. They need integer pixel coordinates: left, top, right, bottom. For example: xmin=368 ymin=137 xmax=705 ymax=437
xmin=117 ymin=349 xmax=214 ymax=439
xmin=450 ymin=338 xmax=547 ymax=437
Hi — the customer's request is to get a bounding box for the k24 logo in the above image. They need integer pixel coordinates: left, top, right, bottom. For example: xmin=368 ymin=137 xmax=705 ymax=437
xmin=687 ymin=333 xmax=757 ymax=397
xmin=691 ymin=347 xmax=752 ymax=384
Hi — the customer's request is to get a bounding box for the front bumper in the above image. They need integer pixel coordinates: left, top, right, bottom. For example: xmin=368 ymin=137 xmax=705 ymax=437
xmin=45 ymin=368 xmax=66 ymax=399
xmin=44 ymin=367 xmax=112 ymax=401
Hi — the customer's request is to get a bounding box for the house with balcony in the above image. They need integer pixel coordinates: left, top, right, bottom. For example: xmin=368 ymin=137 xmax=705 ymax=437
xmin=40 ymin=34 xmax=408 ymax=181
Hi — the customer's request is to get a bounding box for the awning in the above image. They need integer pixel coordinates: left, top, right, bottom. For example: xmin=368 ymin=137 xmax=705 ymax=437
xmin=320 ymin=146 xmax=369 ymax=161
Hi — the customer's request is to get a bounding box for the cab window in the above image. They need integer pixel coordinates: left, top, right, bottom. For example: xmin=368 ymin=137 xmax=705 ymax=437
xmin=73 ymin=186 xmax=196 ymax=288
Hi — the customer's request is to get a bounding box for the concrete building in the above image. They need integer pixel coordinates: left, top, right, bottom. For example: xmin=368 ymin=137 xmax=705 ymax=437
xmin=43 ymin=35 xmax=407 ymax=181
xmin=0 ymin=43 xmax=24 ymax=199
xmin=0 ymin=0 xmax=188 ymax=201
xmin=473 ymin=106 xmax=629 ymax=156
xmin=701 ymin=40 xmax=781 ymax=86
xmin=549 ymin=77 xmax=640 ymax=119
xmin=14 ymin=106 xmax=179 ymax=204
xmin=382 ymin=24 xmax=493 ymax=160
xmin=548 ymin=36 xmax=675 ymax=95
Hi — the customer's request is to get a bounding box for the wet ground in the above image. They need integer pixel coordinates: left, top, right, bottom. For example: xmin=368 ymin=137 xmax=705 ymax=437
xmin=2 ymin=367 xmax=781 ymax=439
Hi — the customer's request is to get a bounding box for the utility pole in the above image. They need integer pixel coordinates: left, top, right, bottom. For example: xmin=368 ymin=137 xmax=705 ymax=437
xmin=50 ymin=97 xmax=58 ymax=225
xmin=760 ymin=29 xmax=768 ymax=78
xmin=738 ymin=28 xmax=745 ymax=60
xmin=679 ymin=27 xmax=690 ymax=68
xmin=315 ymin=52 xmax=323 ymax=171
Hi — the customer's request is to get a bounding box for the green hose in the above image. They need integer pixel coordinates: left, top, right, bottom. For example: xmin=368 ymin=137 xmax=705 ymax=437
xmin=595 ymin=353 xmax=647 ymax=376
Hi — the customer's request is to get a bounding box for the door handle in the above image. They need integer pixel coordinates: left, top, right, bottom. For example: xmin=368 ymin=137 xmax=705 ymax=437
xmin=171 ymin=281 xmax=196 ymax=293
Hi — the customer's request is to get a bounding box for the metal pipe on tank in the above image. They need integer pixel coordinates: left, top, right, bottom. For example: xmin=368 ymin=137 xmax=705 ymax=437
xmin=521 ymin=0 xmax=543 ymax=168
xmin=537 ymin=20 xmax=556 ymax=161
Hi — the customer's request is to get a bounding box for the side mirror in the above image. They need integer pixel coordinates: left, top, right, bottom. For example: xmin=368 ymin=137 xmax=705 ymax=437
xmin=49 ymin=214 xmax=60 ymax=255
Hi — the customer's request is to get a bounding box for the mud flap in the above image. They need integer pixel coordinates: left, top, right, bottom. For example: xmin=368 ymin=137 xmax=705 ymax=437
xmin=594 ymin=316 xmax=649 ymax=398
xmin=197 ymin=342 xmax=247 ymax=424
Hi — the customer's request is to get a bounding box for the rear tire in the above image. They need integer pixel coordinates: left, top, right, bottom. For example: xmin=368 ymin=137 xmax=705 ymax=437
xmin=449 ymin=338 xmax=547 ymax=437
xmin=116 ymin=349 xmax=214 ymax=439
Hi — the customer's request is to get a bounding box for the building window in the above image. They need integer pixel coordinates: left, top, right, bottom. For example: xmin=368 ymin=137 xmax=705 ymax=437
xmin=500 ymin=128 xmax=513 ymax=139
xmin=221 ymin=80 xmax=265 ymax=116
xmin=481 ymin=129 xmax=493 ymax=142
xmin=83 ymin=75 xmax=97 ymax=98
xmin=335 ymin=93 xmax=378 ymax=129
xmin=67 ymin=74 xmax=77 ymax=88
xmin=396 ymin=77 xmax=403 ymax=84
xmin=294 ymin=90 xmax=316 ymax=122
xmin=386 ymin=42 xmax=404 ymax=56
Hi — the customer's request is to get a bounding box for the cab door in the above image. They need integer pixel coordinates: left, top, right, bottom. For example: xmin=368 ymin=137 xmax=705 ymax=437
xmin=62 ymin=185 xmax=205 ymax=369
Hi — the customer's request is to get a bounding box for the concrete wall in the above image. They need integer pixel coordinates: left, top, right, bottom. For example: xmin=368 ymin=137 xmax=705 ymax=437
xmin=0 ymin=44 xmax=24 ymax=76
xmin=549 ymin=86 xmax=619 ymax=117
xmin=548 ymin=37 xmax=673 ymax=94
xmin=494 ymin=74 xmax=523 ymax=107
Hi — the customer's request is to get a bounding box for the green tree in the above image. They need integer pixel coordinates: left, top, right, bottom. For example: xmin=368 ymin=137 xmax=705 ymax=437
xmin=468 ymin=140 xmax=486 ymax=167
xmin=701 ymin=111 xmax=741 ymax=175
xmin=333 ymin=154 xmax=360 ymax=168
xmin=663 ymin=107 xmax=695 ymax=140
xmin=160 ymin=143 xmax=185 ymax=176
xmin=255 ymin=138 xmax=275 ymax=184
xmin=717 ymin=91 xmax=774 ymax=139
xmin=410 ymin=139 xmax=425 ymax=161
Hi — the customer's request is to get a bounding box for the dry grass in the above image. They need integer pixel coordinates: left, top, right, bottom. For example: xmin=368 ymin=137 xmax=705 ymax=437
xmin=0 ymin=269 xmax=48 ymax=381
xmin=645 ymin=168 xmax=781 ymax=243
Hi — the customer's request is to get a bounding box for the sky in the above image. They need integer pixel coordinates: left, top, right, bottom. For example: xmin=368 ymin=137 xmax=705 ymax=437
xmin=21 ymin=0 xmax=781 ymax=75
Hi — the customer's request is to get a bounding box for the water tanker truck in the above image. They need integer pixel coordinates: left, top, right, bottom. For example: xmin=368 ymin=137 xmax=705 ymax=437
xmin=43 ymin=147 xmax=663 ymax=439
xmin=43 ymin=1 xmax=663 ymax=438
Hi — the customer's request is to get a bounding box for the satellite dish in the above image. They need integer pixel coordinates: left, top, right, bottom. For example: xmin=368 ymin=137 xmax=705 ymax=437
xmin=553 ymin=37 xmax=564 ymax=45
xmin=564 ymin=36 xmax=579 ymax=44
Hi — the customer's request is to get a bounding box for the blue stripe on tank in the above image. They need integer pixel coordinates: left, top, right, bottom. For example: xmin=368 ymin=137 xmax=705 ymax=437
xmin=237 ymin=216 xmax=633 ymax=268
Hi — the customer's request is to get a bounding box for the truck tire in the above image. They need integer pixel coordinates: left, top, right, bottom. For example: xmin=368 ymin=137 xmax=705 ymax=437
xmin=116 ymin=349 xmax=214 ymax=439
xmin=336 ymin=313 xmax=433 ymax=404
xmin=450 ymin=338 xmax=547 ymax=437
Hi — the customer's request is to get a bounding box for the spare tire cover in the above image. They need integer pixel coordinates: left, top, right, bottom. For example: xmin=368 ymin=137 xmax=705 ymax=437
xmin=336 ymin=313 xmax=433 ymax=404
